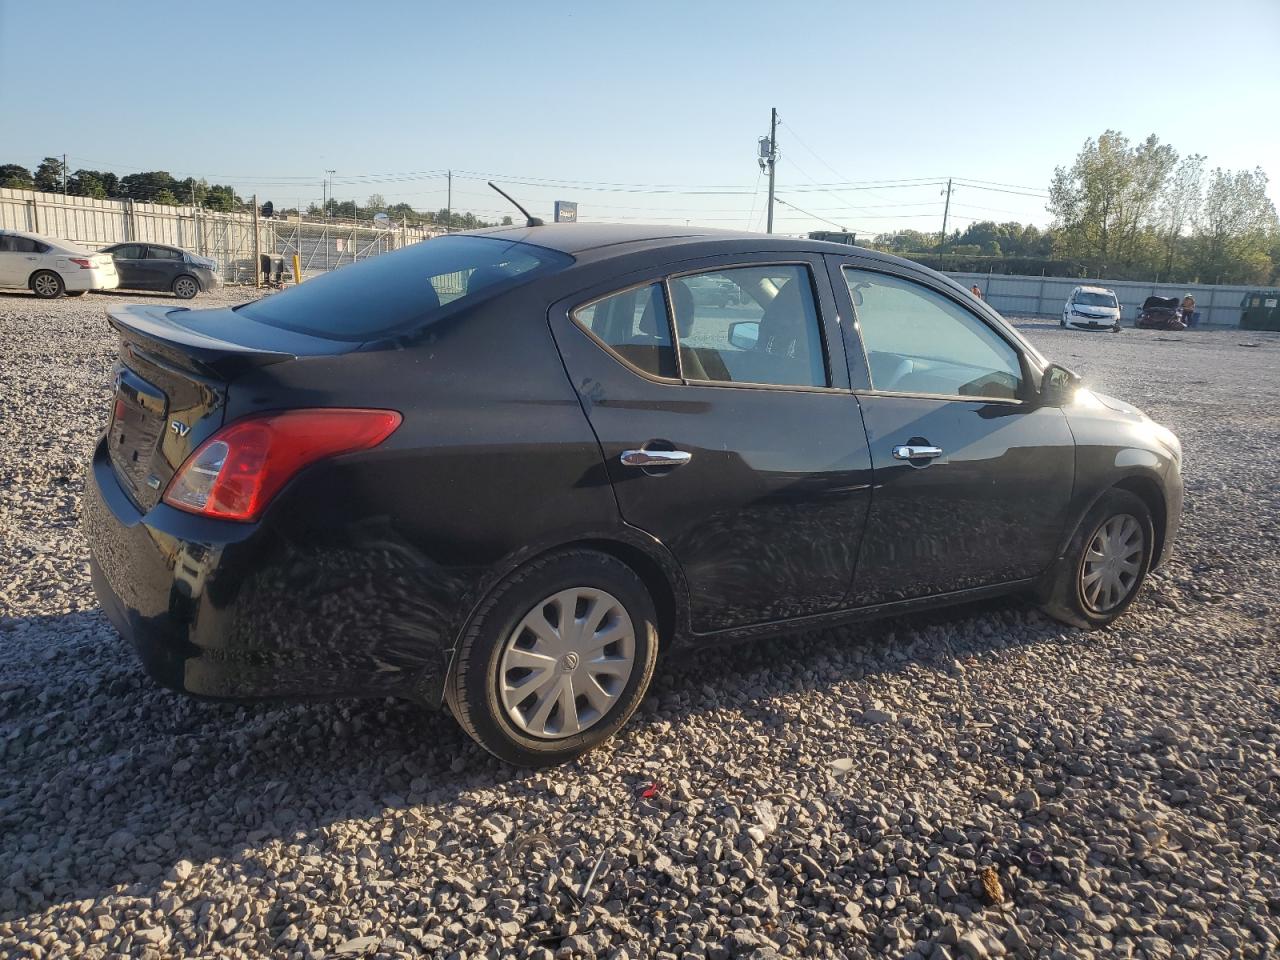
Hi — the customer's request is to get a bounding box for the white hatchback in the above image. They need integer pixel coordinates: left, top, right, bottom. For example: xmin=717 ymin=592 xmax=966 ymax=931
xmin=1062 ymin=285 xmax=1121 ymax=331
xmin=0 ymin=229 xmax=119 ymax=298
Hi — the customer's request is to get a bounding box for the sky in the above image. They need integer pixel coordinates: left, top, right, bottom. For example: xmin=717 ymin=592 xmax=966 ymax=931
xmin=1 ymin=0 xmax=1277 ymax=237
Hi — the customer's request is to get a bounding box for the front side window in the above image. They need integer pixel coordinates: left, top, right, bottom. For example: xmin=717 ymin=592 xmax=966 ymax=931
xmin=669 ymin=265 xmax=827 ymax=387
xmin=572 ymin=283 xmax=676 ymax=379
xmin=237 ymin=235 xmax=571 ymax=340
xmin=845 ymin=268 xmax=1023 ymax=400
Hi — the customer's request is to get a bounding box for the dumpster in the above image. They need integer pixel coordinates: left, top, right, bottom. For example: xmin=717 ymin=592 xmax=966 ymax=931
xmin=1240 ymin=291 xmax=1280 ymax=331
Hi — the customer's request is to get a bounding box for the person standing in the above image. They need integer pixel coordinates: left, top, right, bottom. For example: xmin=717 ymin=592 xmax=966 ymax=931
xmin=970 ymin=284 xmax=984 ymax=300
xmin=1180 ymin=294 xmax=1197 ymax=327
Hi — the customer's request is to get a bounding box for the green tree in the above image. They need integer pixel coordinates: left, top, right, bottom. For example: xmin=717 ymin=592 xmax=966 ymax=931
xmin=34 ymin=157 xmax=65 ymax=192
xmin=153 ymin=189 xmax=180 ymax=206
xmin=1191 ymin=166 xmax=1278 ymax=283
xmin=366 ymin=193 xmax=386 ymax=211
xmin=0 ymin=164 xmax=34 ymax=189
xmin=120 ymin=170 xmax=177 ymax=202
xmin=203 ymin=184 xmax=240 ymax=211
xmin=68 ymin=169 xmax=108 ymax=199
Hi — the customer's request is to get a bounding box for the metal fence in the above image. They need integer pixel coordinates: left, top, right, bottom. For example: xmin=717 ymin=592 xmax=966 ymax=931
xmin=0 ymin=187 xmax=435 ymax=283
xmin=947 ymin=271 xmax=1274 ymax=328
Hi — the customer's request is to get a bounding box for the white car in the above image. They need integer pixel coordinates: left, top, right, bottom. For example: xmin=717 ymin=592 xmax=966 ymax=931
xmin=0 ymin=229 xmax=119 ymax=299
xmin=1062 ymin=285 xmax=1121 ymax=332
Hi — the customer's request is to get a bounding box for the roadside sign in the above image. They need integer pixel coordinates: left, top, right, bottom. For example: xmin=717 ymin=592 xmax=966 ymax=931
xmin=555 ymin=201 xmax=578 ymax=223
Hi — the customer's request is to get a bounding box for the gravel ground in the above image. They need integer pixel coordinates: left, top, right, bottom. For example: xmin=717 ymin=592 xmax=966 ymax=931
xmin=1 ymin=288 xmax=1278 ymax=960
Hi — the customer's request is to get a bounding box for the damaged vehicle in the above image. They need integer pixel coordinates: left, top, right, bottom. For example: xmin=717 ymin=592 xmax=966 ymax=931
xmin=1136 ymin=295 xmax=1187 ymax=331
xmin=84 ymin=224 xmax=1183 ymax=765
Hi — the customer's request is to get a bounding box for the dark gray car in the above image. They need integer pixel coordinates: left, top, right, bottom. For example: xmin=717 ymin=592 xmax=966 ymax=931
xmin=101 ymin=243 xmax=219 ymax=299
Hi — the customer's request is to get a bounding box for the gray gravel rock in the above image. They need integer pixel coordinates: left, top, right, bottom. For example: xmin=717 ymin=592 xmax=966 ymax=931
xmin=1 ymin=298 xmax=1278 ymax=958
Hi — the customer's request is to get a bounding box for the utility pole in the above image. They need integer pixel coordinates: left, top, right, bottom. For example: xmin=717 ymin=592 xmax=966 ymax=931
xmin=252 ymin=193 xmax=261 ymax=289
xmin=62 ymin=153 xmax=67 ymax=198
xmin=323 ymin=169 xmax=335 ymax=272
xmin=938 ymin=178 xmax=953 ymax=255
xmin=446 ymin=169 xmax=452 ymax=234
xmin=763 ymin=108 xmax=778 ymax=234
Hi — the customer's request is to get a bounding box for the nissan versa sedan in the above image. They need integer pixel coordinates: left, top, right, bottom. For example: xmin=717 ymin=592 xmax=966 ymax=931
xmin=83 ymin=224 xmax=1183 ymax=765
xmin=1062 ymin=285 xmax=1122 ymax=331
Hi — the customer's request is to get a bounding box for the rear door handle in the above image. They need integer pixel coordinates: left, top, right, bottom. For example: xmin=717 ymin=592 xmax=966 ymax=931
xmin=620 ymin=448 xmax=692 ymax=468
xmin=892 ymin=444 xmax=943 ymax=460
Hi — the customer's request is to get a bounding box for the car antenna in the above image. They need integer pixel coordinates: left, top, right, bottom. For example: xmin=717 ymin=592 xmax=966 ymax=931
xmin=488 ymin=181 xmax=544 ymax=227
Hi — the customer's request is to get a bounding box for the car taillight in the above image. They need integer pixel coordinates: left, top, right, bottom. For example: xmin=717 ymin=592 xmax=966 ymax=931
xmin=70 ymin=257 xmax=93 ymax=269
xmin=162 ymin=408 xmax=401 ymax=521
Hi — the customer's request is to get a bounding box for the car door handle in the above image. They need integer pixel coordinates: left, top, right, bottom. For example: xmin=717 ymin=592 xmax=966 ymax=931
xmin=620 ymin=448 xmax=692 ymax=468
xmin=893 ymin=444 xmax=943 ymax=460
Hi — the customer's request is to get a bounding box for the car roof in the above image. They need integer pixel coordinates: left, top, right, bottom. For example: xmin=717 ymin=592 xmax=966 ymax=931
xmin=463 ymin=222 xmax=927 ymax=270
xmin=1077 ymin=285 xmax=1115 ymax=295
xmin=1 ymin=229 xmax=86 ymax=253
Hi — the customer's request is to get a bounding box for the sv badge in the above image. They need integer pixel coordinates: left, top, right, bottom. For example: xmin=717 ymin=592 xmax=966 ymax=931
xmin=170 ymin=420 xmax=191 ymax=438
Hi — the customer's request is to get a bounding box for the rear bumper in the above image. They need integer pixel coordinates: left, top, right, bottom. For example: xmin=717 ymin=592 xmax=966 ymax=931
xmin=83 ymin=437 xmax=451 ymax=703
xmin=65 ymin=268 xmax=119 ymax=292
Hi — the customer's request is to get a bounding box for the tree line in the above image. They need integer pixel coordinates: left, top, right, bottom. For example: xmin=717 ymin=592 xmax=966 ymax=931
xmin=0 ymin=158 xmax=508 ymax=229
xmin=876 ymin=130 xmax=1278 ymax=285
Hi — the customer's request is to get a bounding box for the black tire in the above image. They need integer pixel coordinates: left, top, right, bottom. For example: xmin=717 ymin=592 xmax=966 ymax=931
xmin=30 ymin=271 xmax=64 ymax=299
xmin=66 ymin=290 xmax=87 ymax=298
xmin=172 ymin=275 xmax=199 ymax=299
xmin=1060 ymin=317 xmax=1067 ymax=327
xmin=1038 ymin=488 xmax=1154 ymax=629
xmin=445 ymin=549 xmax=659 ymax=766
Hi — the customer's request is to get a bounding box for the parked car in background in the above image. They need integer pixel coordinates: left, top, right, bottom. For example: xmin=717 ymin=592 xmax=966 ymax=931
xmin=1136 ymin=296 xmax=1186 ymax=331
xmin=0 ymin=229 xmax=118 ymax=298
xmin=1062 ymin=286 xmax=1121 ymax=331
xmin=83 ymin=225 xmax=1183 ymax=766
xmin=100 ymin=243 xmax=219 ymax=299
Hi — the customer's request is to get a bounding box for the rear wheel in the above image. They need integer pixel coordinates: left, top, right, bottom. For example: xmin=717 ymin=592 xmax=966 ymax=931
xmin=31 ymin=271 xmax=64 ymax=299
xmin=1039 ymin=488 xmax=1154 ymax=629
xmin=446 ymin=549 xmax=659 ymax=766
xmin=172 ymin=275 xmax=199 ymax=299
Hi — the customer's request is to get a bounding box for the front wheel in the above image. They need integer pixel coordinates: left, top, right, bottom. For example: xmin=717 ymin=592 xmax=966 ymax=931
xmin=445 ymin=549 xmax=659 ymax=766
xmin=172 ymin=275 xmax=199 ymax=299
xmin=1060 ymin=316 xmax=1067 ymax=328
xmin=31 ymin=271 xmax=64 ymax=299
xmin=1038 ymin=489 xmax=1154 ymax=629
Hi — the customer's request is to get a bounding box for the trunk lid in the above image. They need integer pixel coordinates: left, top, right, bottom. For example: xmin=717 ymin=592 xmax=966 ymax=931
xmin=103 ymin=303 xmax=352 ymax=511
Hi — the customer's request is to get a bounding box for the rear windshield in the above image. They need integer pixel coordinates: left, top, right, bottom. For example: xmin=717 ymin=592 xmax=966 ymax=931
xmin=1075 ymin=291 xmax=1117 ymax=307
xmin=237 ymin=235 xmax=571 ymax=340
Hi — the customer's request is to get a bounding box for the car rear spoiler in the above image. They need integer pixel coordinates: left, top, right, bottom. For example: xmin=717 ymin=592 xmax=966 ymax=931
xmin=107 ymin=305 xmax=295 ymax=380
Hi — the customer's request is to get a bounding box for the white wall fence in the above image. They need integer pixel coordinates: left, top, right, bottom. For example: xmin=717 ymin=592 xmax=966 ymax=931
xmin=0 ymin=188 xmax=434 ymax=283
xmin=947 ymin=271 xmax=1275 ymax=328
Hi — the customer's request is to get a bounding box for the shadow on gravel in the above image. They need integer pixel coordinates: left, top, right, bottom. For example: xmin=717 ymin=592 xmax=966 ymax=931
xmin=1 ymin=594 xmax=1077 ymax=918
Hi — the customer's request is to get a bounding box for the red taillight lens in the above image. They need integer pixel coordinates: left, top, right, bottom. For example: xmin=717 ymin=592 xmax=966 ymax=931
xmin=162 ymin=408 xmax=401 ymax=521
xmin=70 ymin=257 xmax=93 ymax=269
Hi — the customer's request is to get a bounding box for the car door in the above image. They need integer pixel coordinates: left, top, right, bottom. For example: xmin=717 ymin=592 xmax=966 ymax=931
xmin=109 ymin=244 xmax=147 ymax=288
xmin=830 ymin=258 xmax=1075 ymax=605
xmin=0 ymin=233 xmax=25 ymax=286
xmin=549 ymin=253 xmax=873 ymax=634
xmin=144 ymin=245 xmax=184 ymax=290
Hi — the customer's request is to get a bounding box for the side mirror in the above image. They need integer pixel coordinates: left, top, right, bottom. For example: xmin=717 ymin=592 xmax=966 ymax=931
xmin=1041 ymin=362 xmax=1082 ymax=405
xmin=728 ymin=320 xmax=760 ymax=351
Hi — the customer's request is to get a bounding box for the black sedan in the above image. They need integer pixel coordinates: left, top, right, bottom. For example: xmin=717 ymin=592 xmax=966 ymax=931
xmin=100 ymin=242 xmax=219 ymax=299
xmin=83 ymin=224 xmax=1183 ymax=765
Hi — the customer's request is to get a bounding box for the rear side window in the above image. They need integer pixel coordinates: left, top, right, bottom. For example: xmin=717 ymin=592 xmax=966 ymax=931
xmin=112 ymin=244 xmax=144 ymax=259
xmin=572 ymin=283 xmax=676 ymax=379
xmin=669 ymin=265 xmax=827 ymax=388
xmin=237 ymin=235 xmax=571 ymax=340
xmin=0 ymin=235 xmax=39 ymax=253
xmin=147 ymin=246 xmax=182 ymax=260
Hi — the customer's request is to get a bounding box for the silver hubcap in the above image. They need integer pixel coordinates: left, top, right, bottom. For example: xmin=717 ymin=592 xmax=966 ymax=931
xmin=1081 ymin=514 xmax=1143 ymax=612
xmin=176 ymin=279 xmax=195 ymax=297
xmin=34 ymin=276 xmax=58 ymax=296
xmin=499 ymin=587 xmax=635 ymax=739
